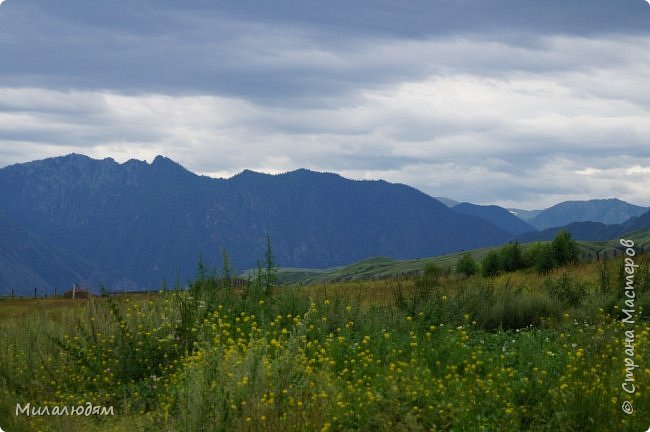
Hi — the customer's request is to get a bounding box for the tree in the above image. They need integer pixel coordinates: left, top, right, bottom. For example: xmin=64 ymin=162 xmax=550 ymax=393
xmin=481 ymin=250 xmax=501 ymax=277
xmin=262 ymin=232 xmax=277 ymax=295
xmin=525 ymin=243 xmax=556 ymax=274
xmin=456 ymin=253 xmax=478 ymax=276
xmin=551 ymin=230 xmax=579 ymax=266
xmin=220 ymin=248 xmax=234 ymax=290
xmin=499 ymin=242 xmax=524 ymax=272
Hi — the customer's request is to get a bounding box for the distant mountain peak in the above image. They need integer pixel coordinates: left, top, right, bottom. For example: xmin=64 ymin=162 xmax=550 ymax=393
xmin=285 ymin=168 xmax=344 ymax=179
xmin=151 ymin=154 xmax=181 ymax=167
xmin=231 ymin=169 xmax=268 ymax=181
xmin=239 ymin=168 xmax=264 ymax=175
xmin=152 ymin=154 xmax=173 ymax=164
xmin=288 ymin=168 xmax=317 ymax=175
xmin=528 ymin=198 xmax=648 ymax=230
xmin=149 ymin=155 xmax=195 ymax=178
xmin=62 ymin=152 xmax=92 ymax=160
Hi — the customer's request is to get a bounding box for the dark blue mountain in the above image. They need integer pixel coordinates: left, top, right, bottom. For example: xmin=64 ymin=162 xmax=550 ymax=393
xmin=0 ymin=154 xmax=512 ymax=292
xmin=0 ymin=212 xmax=104 ymax=296
xmin=623 ymin=209 xmax=650 ymax=233
xmin=452 ymin=202 xmax=536 ymax=236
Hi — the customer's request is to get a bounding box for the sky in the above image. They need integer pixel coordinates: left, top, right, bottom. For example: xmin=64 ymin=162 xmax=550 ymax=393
xmin=1 ymin=0 xmax=649 ymax=210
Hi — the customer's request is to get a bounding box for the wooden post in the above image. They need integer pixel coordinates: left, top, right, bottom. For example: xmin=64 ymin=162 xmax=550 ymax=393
xmin=72 ymin=283 xmax=76 ymax=300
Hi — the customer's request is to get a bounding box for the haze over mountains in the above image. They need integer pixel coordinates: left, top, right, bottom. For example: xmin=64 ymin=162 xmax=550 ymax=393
xmin=0 ymin=154 xmax=648 ymax=296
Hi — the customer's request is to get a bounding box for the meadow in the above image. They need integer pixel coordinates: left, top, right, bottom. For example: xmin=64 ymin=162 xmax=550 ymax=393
xmin=1 ymin=247 xmax=650 ymax=431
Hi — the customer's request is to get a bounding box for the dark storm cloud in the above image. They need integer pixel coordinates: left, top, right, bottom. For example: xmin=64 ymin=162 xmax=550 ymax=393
xmin=1 ymin=0 xmax=649 ymax=98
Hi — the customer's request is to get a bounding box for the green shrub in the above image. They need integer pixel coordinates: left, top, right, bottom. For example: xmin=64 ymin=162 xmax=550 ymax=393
xmin=48 ymin=293 xmax=186 ymax=410
xmin=525 ymin=243 xmax=556 ymax=274
xmin=481 ymin=250 xmax=501 ymax=277
xmin=468 ymin=281 xmax=561 ymax=330
xmin=456 ymin=253 xmax=479 ymax=276
xmin=499 ymin=242 xmax=525 ymax=272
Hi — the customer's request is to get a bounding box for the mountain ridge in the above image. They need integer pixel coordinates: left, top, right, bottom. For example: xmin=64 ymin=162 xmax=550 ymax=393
xmin=3 ymin=154 xmax=647 ymax=295
xmin=515 ymin=207 xmax=650 ymax=243
xmin=0 ymin=154 xmax=512 ymax=293
xmin=527 ymin=198 xmax=648 ymax=230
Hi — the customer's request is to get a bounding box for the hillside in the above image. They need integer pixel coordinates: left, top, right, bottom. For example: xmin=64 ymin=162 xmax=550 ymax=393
xmin=278 ymin=229 xmax=650 ymax=285
xmin=0 ymin=154 xmax=511 ymax=291
xmin=0 ymin=212 xmax=104 ymax=296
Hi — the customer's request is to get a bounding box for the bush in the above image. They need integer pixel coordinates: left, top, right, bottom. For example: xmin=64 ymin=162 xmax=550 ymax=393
xmin=456 ymin=253 xmax=479 ymax=276
xmin=482 ymin=250 xmax=501 ymax=277
xmin=525 ymin=243 xmax=557 ymax=274
xmin=500 ymin=242 xmax=525 ymax=272
xmin=475 ymin=283 xmax=561 ymax=330
xmin=49 ymin=293 xmax=186 ymax=410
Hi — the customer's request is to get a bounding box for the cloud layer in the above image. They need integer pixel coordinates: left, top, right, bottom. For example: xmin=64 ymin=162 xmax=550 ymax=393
xmin=1 ymin=0 xmax=649 ymax=209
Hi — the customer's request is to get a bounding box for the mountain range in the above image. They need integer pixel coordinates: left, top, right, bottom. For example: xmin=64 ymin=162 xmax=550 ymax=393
xmin=524 ymin=198 xmax=648 ymax=230
xmin=0 ymin=154 xmax=648 ymax=295
xmin=0 ymin=154 xmax=512 ymax=295
xmin=516 ymin=210 xmax=650 ymax=243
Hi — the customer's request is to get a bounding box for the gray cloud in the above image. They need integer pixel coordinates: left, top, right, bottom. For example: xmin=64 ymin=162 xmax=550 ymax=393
xmin=2 ymin=0 xmax=649 ymax=99
xmin=1 ymin=0 xmax=649 ymax=209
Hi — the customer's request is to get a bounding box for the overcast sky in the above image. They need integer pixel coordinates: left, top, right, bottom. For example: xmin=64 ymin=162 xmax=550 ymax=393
xmin=1 ymin=0 xmax=649 ymax=209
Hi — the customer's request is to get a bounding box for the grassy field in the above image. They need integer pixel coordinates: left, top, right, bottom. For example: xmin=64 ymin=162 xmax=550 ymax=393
xmin=2 ymin=252 xmax=650 ymax=431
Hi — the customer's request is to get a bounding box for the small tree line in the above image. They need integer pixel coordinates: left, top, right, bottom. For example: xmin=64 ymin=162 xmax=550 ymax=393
xmin=455 ymin=230 xmax=580 ymax=277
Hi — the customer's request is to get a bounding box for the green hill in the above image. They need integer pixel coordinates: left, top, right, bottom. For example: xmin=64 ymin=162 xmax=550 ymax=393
xmin=277 ymin=229 xmax=650 ymax=285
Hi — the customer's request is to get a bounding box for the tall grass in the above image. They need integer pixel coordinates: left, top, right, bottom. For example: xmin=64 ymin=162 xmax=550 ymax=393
xmin=1 ymin=256 xmax=649 ymax=431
